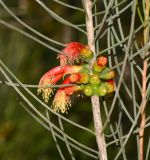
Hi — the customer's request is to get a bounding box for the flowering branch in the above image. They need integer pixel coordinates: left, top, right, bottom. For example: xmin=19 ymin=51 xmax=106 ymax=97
xmin=38 ymin=46 xmax=115 ymax=114
xmin=37 ymin=2 xmax=115 ymax=158
xmin=83 ymin=0 xmax=108 ymax=160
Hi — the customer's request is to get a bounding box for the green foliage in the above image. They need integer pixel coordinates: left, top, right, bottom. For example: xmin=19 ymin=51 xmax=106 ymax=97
xmin=0 ymin=0 xmax=150 ymax=160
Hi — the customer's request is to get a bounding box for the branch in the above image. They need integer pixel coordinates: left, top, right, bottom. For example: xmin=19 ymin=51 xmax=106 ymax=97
xmin=35 ymin=0 xmax=86 ymax=34
xmin=0 ymin=20 xmax=61 ymax=53
xmin=52 ymin=0 xmax=84 ymax=12
xmin=139 ymin=0 xmax=150 ymax=159
xmin=0 ymin=80 xmax=76 ymax=88
xmin=83 ymin=0 xmax=107 ymax=160
xmin=0 ymin=0 xmax=64 ymax=47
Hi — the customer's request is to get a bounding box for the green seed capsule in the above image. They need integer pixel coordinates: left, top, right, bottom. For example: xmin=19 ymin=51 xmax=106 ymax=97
xmin=80 ymin=48 xmax=93 ymax=59
xmin=96 ymin=84 xmax=108 ymax=96
xmin=99 ymin=70 xmax=115 ymax=79
xmin=103 ymin=81 xmax=115 ymax=93
xmin=76 ymin=85 xmax=85 ymax=91
xmin=89 ymin=74 xmax=100 ymax=85
xmin=92 ymin=62 xmax=105 ymax=73
xmin=91 ymin=84 xmax=99 ymax=95
xmin=83 ymin=85 xmax=93 ymax=96
xmin=77 ymin=72 xmax=89 ymax=84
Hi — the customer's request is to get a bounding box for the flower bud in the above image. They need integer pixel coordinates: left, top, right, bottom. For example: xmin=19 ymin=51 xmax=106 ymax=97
xmin=70 ymin=73 xmax=80 ymax=83
xmin=99 ymin=70 xmax=115 ymax=79
xmin=91 ymin=84 xmax=99 ymax=95
xmin=77 ymin=72 xmax=90 ymax=84
xmin=96 ymin=84 xmax=108 ymax=96
xmin=83 ymin=85 xmax=93 ymax=96
xmin=104 ymin=80 xmax=115 ymax=93
xmin=92 ymin=62 xmax=105 ymax=73
xmin=80 ymin=47 xmax=93 ymax=59
xmin=97 ymin=56 xmax=107 ymax=67
xmin=89 ymin=74 xmax=100 ymax=85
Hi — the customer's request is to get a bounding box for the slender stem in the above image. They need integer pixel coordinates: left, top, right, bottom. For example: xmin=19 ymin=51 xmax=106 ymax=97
xmin=139 ymin=0 xmax=149 ymax=160
xmin=139 ymin=56 xmax=148 ymax=160
xmin=83 ymin=0 xmax=107 ymax=160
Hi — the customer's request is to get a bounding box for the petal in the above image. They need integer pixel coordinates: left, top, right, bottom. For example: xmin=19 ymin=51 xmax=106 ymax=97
xmin=52 ymin=82 xmax=83 ymax=113
xmin=58 ymin=42 xmax=86 ymax=65
xmin=40 ymin=66 xmax=64 ymax=79
xmin=57 ymin=54 xmax=67 ymax=66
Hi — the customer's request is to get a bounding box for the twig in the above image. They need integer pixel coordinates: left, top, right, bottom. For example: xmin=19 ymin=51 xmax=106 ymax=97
xmin=0 ymin=80 xmax=76 ymax=88
xmin=139 ymin=0 xmax=149 ymax=159
xmin=83 ymin=0 xmax=107 ymax=160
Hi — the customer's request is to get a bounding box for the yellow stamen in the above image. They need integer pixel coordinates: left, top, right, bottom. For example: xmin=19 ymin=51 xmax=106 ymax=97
xmin=52 ymin=91 xmax=71 ymax=113
xmin=37 ymin=78 xmax=54 ymax=103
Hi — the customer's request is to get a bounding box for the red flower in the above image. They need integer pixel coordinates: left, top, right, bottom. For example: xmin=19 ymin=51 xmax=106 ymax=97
xmin=51 ymin=89 xmax=71 ymax=113
xmin=38 ymin=73 xmax=63 ymax=102
xmin=38 ymin=65 xmax=85 ymax=103
xmin=39 ymin=65 xmax=85 ymax=78
xmin=37 ymin=42 xmax=116 ymax=113
xmin=51 ymin=77 xmax=82 ymax=113
xmin=58 ymin=42 xmax=93 ymax=65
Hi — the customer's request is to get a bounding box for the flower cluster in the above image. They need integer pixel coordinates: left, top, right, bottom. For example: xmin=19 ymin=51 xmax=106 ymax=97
xmin=38 ymin=42 xmax=115 ymax=113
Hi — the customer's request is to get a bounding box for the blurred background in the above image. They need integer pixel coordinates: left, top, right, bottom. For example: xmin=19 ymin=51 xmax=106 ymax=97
xmin=0 ymin=1 xmax=95 ymax=159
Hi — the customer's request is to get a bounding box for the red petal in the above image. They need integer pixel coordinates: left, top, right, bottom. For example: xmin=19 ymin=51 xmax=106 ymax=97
xmin=59 ymin=42 xmax=86 ymax=65
xmin=107 ymin=79 xmax=115 ymax=85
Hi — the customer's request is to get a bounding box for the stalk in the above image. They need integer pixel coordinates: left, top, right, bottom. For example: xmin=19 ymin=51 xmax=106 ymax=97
xmin=83 ymin=0 xmax=108 ymax=160
xmin=139 ymin=0 xmax=149 ymax=159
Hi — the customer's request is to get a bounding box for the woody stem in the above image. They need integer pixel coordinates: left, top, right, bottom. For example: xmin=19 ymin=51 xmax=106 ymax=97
xmin=83 ymin=0 xmax=107 ymax=160
xmin=139 ymin=0 xmax=149 ymax=159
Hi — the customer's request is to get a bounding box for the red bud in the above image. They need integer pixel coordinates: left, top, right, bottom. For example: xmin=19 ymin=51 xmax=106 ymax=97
xmin=97 ymin=56 xmax=107 ymax=67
